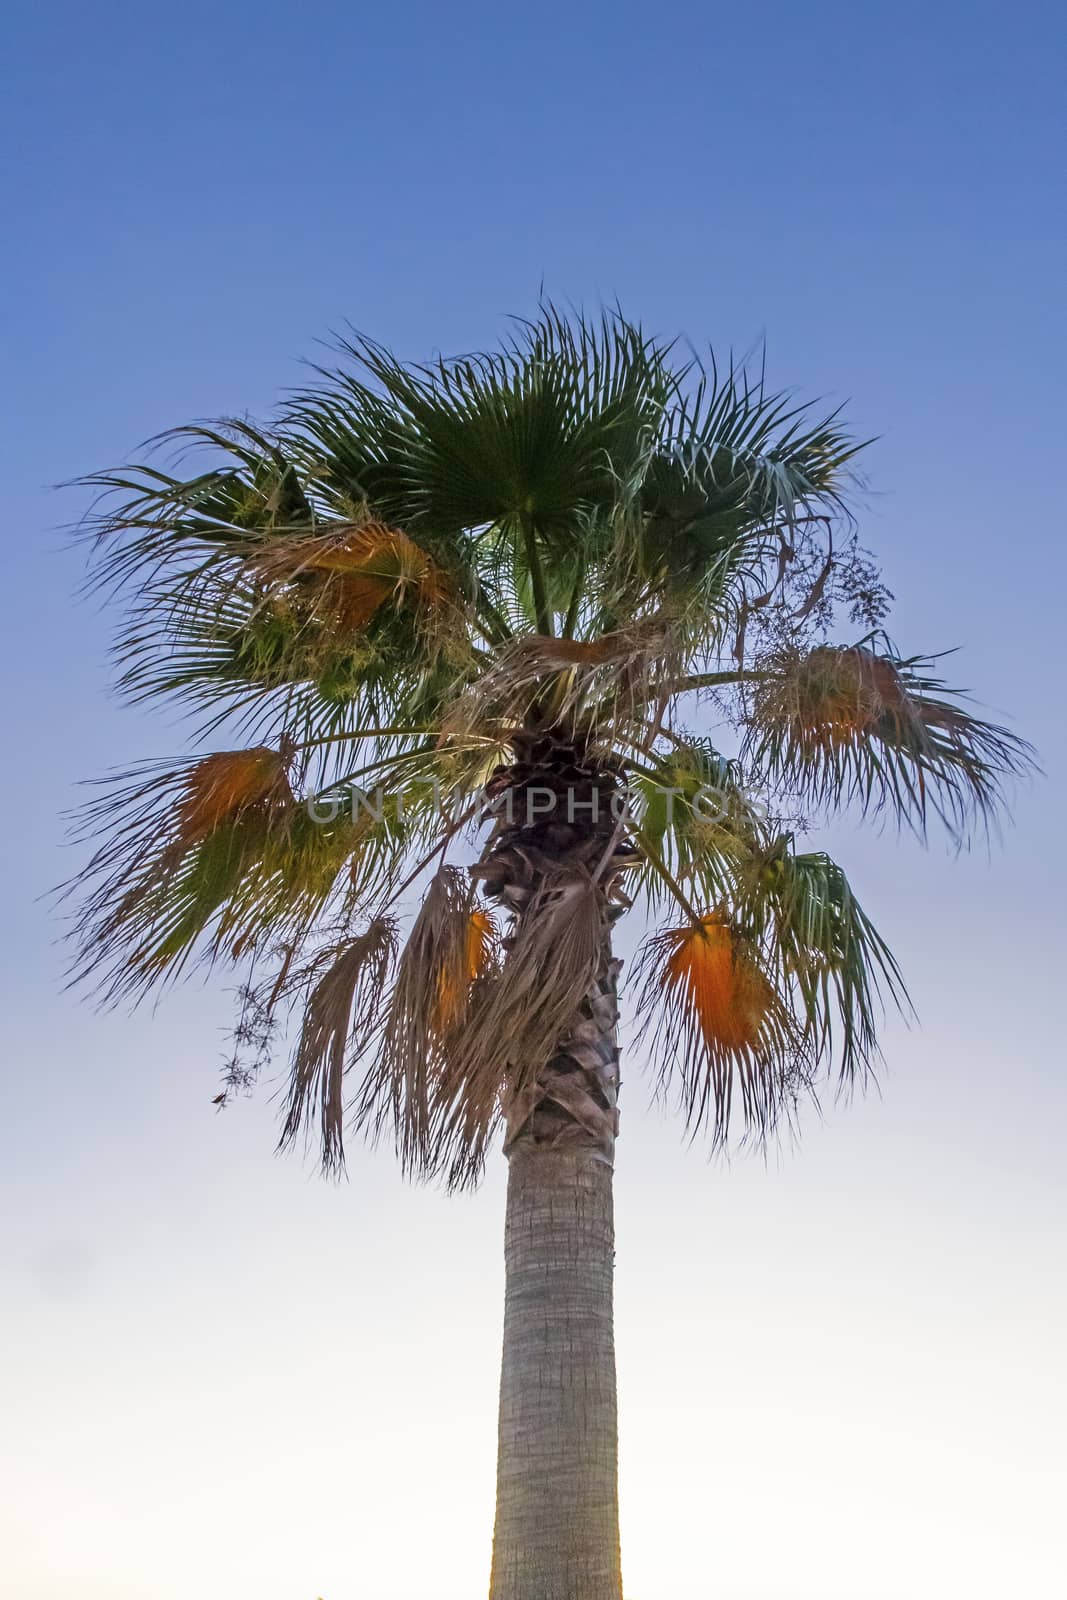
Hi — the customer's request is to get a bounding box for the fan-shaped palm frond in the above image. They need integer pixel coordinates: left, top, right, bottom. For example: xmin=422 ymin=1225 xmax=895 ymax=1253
xmin=629 ymin=737 xmax=767 ymax=911
xmin=742 ymin=639 xmax=1035 ymax=839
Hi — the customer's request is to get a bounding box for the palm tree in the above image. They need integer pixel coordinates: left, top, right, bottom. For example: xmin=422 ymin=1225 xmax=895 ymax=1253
xmin=67 ymin=308 xmax=1032 ymax=1600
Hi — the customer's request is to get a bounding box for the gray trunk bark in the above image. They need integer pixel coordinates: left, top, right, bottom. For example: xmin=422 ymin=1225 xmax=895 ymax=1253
xmin=488 ymin=1142 xmax=622 ymax=1600
xmin=478 ymin=736 xmax=629 ymax=1599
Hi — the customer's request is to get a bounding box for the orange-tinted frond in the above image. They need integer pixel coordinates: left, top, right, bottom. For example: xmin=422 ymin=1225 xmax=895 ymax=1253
xmin=518 ymin=636 xmax=620 ymax=666
xmin=785 ymin=645 xmax=907 ymax=748
xmin=255 ymin=521 xmax=456 ymax=634
xmin=176 ymin=747 xmax=292 ymax=841
xmin=298 ymin=523 xmax=402 ymax=574
xmin=745 ymin=641 xmax=1036 ymax=836
xmin=467 ymin=909 xmax=495 ymax=977
xmin=661 ymin=914 xmax=771 ymax=1056
xmin=637 ymin=912 xmax=808 ymax=1146
xmin=433 ymin=908 xmax=497 ymax=1033
xmin=333 ymin=572 xmax=395 ymax=628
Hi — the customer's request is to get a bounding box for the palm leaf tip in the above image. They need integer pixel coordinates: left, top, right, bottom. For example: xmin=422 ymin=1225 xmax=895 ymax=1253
xmin=279 ymin=917 xmax=399 ymax=1171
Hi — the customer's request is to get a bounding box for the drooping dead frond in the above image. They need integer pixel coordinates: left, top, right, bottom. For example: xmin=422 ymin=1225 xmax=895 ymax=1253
xmin=441 ymin=871 xmax=609 ymax=1171
xmin=433 ymin=909 xmax=497 ymax=1032
xmin=354 ymin=868 xmax=499 ymax=1178
xmin=279 ymin=918 xmax=399 ymax=1170
xmin=636 ymin=914 xmax=809 ymax=1147
xmin=744 ymin=642 xmax=1036 ymax=838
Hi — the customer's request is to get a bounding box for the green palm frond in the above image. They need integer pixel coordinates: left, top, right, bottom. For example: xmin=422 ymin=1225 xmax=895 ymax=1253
xmin=78 ymin=421 xmax=319 ymax=595
xmin=64 ymin=749 xmax=443 ymax=1003
xmin=295 ymin=310 xmax=671 ymax=535
xmin=629 ymin=738 xmax=767 ymax=912
xmin=736 ymin=844 xmax=910 ymax=1082
xmin=286 ymin=309 xmax=676 ymax=639
xmin=626 ymin=351 xmax=863 ymax=610
xmin=631 ymin=821 xmax=907 ymax=1139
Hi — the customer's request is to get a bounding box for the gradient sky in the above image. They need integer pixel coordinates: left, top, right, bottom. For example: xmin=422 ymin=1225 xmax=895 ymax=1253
xmin=3 ymin=3 xmax=1065 ymax=1597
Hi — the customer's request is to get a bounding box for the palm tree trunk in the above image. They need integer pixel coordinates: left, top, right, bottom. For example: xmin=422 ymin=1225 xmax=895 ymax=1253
xmin=479 ymin=726 xmax=632 ymax=1599
xmin=488 ymin=933 xmax=624 ymax=1600
xmin=489 ymin=1142 xmax=621 ymax=1600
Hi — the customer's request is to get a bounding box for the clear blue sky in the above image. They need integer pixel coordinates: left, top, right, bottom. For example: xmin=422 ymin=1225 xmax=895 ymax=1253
xmin=3 ymin=4 xmax=1065 ymax=1598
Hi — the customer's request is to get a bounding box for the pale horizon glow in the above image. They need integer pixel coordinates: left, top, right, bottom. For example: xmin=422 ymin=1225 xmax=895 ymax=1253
xmin=2 ymin=3 xmax=1065 ymax=1597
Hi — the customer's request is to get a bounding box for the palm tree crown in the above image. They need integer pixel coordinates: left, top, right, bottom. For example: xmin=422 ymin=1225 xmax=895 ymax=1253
xmin=67 ymin=306 xmax=1033 ymax=1185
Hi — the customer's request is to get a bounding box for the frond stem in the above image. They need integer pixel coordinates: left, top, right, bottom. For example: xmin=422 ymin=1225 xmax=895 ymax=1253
xmin=474 ymin=594 xmax=516 ymax=647
xmin=676 ymin=669 xmax=768 ymax=692
xmin=520 ymin=511 xmax=554 ymax=638
xmin=623 ymin=819 xmax=705 ymax=928
xmin=562 ymin=554 xmax=587 ymax=639
xmin=291 ymin=726 xmax=436 ymax=751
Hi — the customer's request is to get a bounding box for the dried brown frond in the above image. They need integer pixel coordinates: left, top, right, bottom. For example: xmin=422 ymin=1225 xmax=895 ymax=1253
xmin=279 ymin=918 xmax=399 ymax=1170
xmin=636 ymin=913 xmax=810 ymax=1147
xmin=442 ymin=871 xmax=610 ymax=1169
xmin=440 ymin=615 xmax=686 ymax=745
xmin=354 ymin=868 xmax=499 ymax=1178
